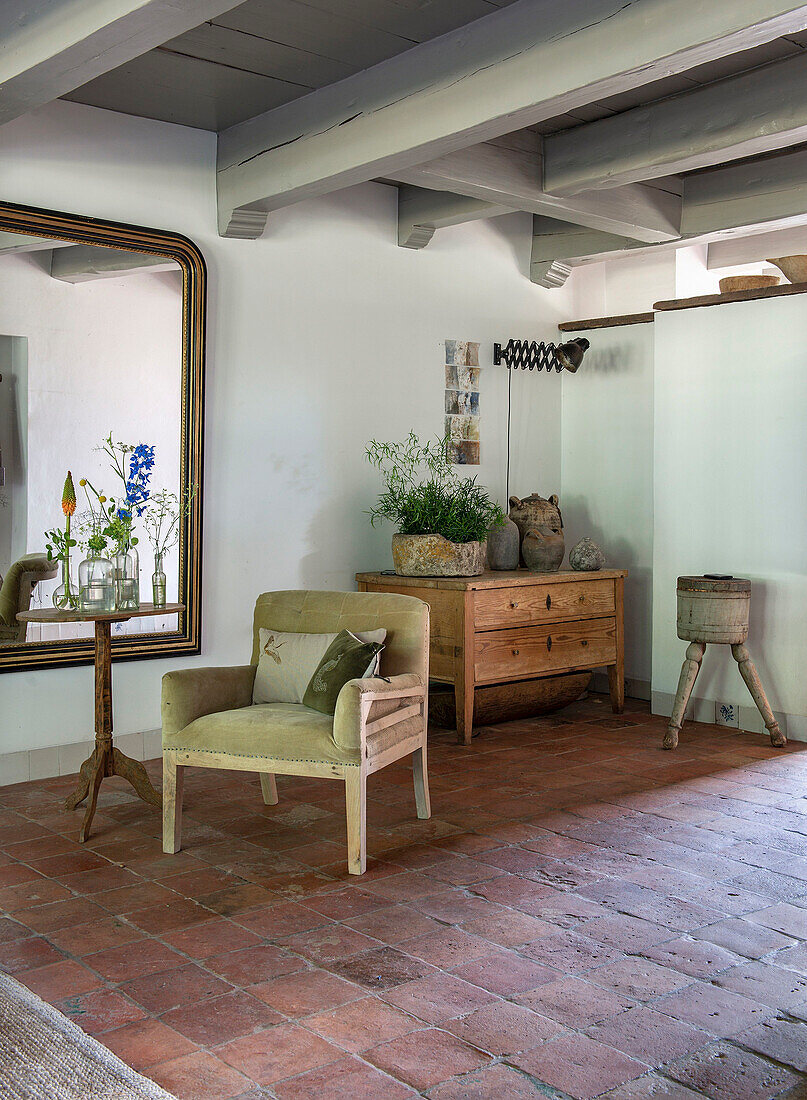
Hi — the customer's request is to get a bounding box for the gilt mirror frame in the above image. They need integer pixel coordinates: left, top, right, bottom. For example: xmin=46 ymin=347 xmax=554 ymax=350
xmin=0 ymin=201 xmax=204 ymax=671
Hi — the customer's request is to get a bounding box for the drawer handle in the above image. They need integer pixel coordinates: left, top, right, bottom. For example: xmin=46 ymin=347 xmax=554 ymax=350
xmin=546 ymin=636 xmax=552 ymax=651
xmin=579 ymin=595 xmax=585 ymax=602
xmin=512 ymin=648 xmax=520 ymax=656
xmin=581 ymin=639 xmax=588 ymax=647
xmin=510 ymin=601 xmax=519 ymax=609
xmin=546 ymin=594 xmax=551 ymax=609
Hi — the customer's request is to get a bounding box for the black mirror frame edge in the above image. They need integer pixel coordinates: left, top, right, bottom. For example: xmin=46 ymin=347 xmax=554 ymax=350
xmin=0 ymin=200 xmax=205 ymax=672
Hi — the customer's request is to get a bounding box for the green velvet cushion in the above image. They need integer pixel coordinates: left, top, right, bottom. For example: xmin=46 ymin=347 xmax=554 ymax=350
xmin=303 ymin=631 xmax=384 ymax=715
xmin=163 ymin=701 xmax=360 ymax=766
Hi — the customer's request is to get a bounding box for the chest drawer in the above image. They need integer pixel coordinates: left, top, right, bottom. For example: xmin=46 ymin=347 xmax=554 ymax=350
xmin=474 ymin=579 xmax=615 ymax=630
xmin=474 ymin=618 xmax=616 ymax=683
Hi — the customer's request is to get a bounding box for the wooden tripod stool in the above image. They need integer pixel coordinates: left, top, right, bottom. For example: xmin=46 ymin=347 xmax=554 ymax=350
xmin=664 ymin=576 xmax=785 ymax=751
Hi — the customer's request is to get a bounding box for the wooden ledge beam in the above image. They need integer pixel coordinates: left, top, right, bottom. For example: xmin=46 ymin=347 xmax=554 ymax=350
xmin=0 ymin=0 xmax=245 ymax=126
xmin=216 ymin=0 xmax=807 ymax=237
xmin=544 ymin=52 xmax=807 ymax=194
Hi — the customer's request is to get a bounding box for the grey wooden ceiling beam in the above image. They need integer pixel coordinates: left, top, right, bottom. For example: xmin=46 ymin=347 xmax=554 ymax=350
xmin=533 ymin=147 xmax=807 ymax=281
xmin=392 ymin=142 xmax=682 ymax=243
xmin=397 ymin=187 xmax=511 ymax=249
xmin=216 ymin=0 xmax=807 ymax=237
xmin=706 ymin=224 xmax=807 ymax=267
xmin=544 ymin=52 xmax=807 ymax=194
xmin=682 ymin=147 xmax=807 ymax=235
xmin=49 ymin=245 xmax=177 ymax=283
xmin=0 ymin=0 xmax=246 ymax=126
xmin=0 ymin=232 xmax=71 ymax=254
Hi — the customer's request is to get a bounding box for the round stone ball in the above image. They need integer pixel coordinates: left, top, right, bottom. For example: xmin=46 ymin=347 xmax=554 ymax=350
xmin=569 ymin=537 xmax=606 ymax=572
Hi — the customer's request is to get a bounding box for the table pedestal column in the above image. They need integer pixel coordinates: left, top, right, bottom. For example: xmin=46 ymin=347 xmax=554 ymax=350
xmin=64 ymin=619 xmax=161 ymax=842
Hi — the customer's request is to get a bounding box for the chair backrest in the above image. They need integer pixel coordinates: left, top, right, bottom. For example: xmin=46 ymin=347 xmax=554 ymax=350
xmin=0 ymin=553 xmax=58 ymax=640
xmin=251 ymin=590 xmax=429 ymax=681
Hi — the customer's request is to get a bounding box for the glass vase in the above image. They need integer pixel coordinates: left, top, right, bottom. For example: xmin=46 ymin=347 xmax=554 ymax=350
xmin=78 ymin=555 xmax=116 ymax=614
xmin=52 ymin=556 xmax=78 ymax=611
xmin=114 ymin=545 xmax=140 ymax=610
xmin=152 ymin=551 xmax=167 ymax=608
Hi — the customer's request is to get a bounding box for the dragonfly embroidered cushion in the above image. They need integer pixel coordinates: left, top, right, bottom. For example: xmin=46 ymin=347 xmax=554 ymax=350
xmin=253 ymin=627 xmax=386 ymax=704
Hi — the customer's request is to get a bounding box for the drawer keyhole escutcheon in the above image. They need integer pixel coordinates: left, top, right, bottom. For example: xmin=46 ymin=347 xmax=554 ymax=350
xmin=547 ymin=636 xmax=552 ymax=651
xmin=546 ymin=594 xmax=551 ymax=609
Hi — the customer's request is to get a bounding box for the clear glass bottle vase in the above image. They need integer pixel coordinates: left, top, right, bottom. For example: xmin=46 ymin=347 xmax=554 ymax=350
xmin=78 ymin=555 xmax=116 ymax=614
xmin=52 ymin=556 xmax=78 ymax=611
xmin=152 ymin=551 xmax=167 ymax=608
xmin=114 ymin=544 xmax=140 ymax=610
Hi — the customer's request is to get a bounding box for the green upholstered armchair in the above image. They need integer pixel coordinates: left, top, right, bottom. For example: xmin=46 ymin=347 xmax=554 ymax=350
xmin=162 ymin=590 xmax=430 ymax=874
xmin=0 ymin=554 xmax=58 ymax=642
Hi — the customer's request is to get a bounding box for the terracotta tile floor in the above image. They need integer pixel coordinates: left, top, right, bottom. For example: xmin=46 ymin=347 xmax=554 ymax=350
xmin=2 ymin=694 xmax=807 ymax=1099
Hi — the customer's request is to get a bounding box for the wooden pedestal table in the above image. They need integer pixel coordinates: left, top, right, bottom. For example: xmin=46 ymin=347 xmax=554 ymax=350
xmin=663 ymin=577 xmax=785 ymax=751
xmin=17 ymin=603 xmax=184 ymax=842
xmin=357 ymin=570 xmax=626 ymax=745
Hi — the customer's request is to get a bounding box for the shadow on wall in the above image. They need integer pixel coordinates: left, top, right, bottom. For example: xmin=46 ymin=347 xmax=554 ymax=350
xmin=561 ymin=494 xmax=653 ymax=685
xmin=583 ymin=344 xmax=638 ymax=376
xmin=298 ymin=482 xmax=391 ymax=592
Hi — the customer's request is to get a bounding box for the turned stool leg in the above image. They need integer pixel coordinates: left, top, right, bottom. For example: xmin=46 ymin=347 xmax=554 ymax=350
xmin=664 ymin=641 xmax=706 ymax=750
xmin=731 ymin=644 xmax=787 ymax=748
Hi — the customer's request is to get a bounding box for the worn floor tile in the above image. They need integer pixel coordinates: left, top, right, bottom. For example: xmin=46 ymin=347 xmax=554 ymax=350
xmin=304 ymin=995 xmax=421 ymax=1052
xmin=445 ymin=999 xmax=563 ymax=1055
xmin=512 ymin=1032 xmax=647 ymax=1099
xmin=216 ymin=1021 xmax=342 ymax=1084
xmin=666 ymin=1039 xmax=801 ymax=1100
xmin=366 ymin=1027 xmax=490 ymax=1091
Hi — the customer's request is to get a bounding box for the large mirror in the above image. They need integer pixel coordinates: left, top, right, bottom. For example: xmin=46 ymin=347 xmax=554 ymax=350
xmin=0 ymin=202 xmax=204 ymax=670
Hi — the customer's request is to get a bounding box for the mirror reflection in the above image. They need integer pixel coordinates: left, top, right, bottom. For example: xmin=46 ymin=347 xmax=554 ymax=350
xmin=0 ymin=233 xmax=184 ymax=644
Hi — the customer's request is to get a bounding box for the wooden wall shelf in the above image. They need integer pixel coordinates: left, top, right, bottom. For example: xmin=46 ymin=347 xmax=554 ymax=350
xmin=558 ymin=312 xmax=655 ymax=332
xmin=653 ymin=281 xmax=807 ymax=311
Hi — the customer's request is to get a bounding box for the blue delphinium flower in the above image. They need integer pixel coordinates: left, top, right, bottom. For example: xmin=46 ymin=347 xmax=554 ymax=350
xmin=125 ymin=443 xmax=155 ymax=515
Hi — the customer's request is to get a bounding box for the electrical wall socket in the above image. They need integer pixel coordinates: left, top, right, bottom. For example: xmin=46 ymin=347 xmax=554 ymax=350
xmin=716 ymin=702 xmax=739 ymax=728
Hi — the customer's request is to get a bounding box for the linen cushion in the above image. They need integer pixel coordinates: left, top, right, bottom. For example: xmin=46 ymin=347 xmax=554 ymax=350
xmin=253 ymin=627 xmax=385 ymax=704
xmin=303 ymin=630 xmax=385 ymax=716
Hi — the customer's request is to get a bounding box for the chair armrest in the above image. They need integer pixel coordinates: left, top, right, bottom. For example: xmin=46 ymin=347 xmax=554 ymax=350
xmin=162 ymin=665 xmax=256 ymax=738
xmin=333 ymin=673 xmax=426 ymax=754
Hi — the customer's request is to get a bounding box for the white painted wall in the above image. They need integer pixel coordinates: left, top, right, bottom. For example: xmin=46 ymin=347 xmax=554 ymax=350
xmin=652 ymin=298 xmax=807 ymax=733
xmin=560 ymin=322 xmax=654 ymax=693
xmin=0 ymin=253 xmax=182 ymax=640
xmin=0 ymin=101 xmax=572 ymax=764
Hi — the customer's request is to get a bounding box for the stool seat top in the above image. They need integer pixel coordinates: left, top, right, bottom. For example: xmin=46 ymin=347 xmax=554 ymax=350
xmin=677 ymin=575 xmax=751 ymax=594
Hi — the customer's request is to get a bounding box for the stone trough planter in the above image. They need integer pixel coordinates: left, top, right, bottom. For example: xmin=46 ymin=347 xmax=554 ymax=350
xmin=391 ymin=533 xmax=485 ymax=577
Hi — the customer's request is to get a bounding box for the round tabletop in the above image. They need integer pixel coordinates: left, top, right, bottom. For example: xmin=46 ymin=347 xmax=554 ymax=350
xmin=17 ymin=602 xmax=185 ymax=624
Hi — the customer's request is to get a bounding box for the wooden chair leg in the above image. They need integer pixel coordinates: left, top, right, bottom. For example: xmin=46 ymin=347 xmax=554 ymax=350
xmin=345 ymin=769 xmax=367 ymax=875
xmin=162 ymin=752 xmax=184 ymax=854
xmin=412 ymin=746 xmax=431 ymax=820
xmin=259 ymin=773 xmax=278 ymax=805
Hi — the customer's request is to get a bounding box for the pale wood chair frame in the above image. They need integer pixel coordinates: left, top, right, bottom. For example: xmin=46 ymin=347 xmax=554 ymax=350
xmin=163 ymin=680 xmax=430 ymax=875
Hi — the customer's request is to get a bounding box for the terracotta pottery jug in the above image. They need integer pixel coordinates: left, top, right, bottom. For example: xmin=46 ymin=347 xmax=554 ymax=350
xmin=509 ymin=493 xmax=565 ymax=571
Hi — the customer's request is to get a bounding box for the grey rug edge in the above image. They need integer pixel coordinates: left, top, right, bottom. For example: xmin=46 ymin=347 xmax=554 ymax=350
xmin=0 ymin=971 xmax=177 ymax=1100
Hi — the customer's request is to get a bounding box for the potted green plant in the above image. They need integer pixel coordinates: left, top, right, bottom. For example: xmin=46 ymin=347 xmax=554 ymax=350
xmin=366 ymin=433 xmax=504 ymax=576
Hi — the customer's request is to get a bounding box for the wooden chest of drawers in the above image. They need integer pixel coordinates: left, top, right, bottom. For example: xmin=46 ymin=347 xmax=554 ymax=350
xmin=356 ymin=569 xmax=626 ymax=744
